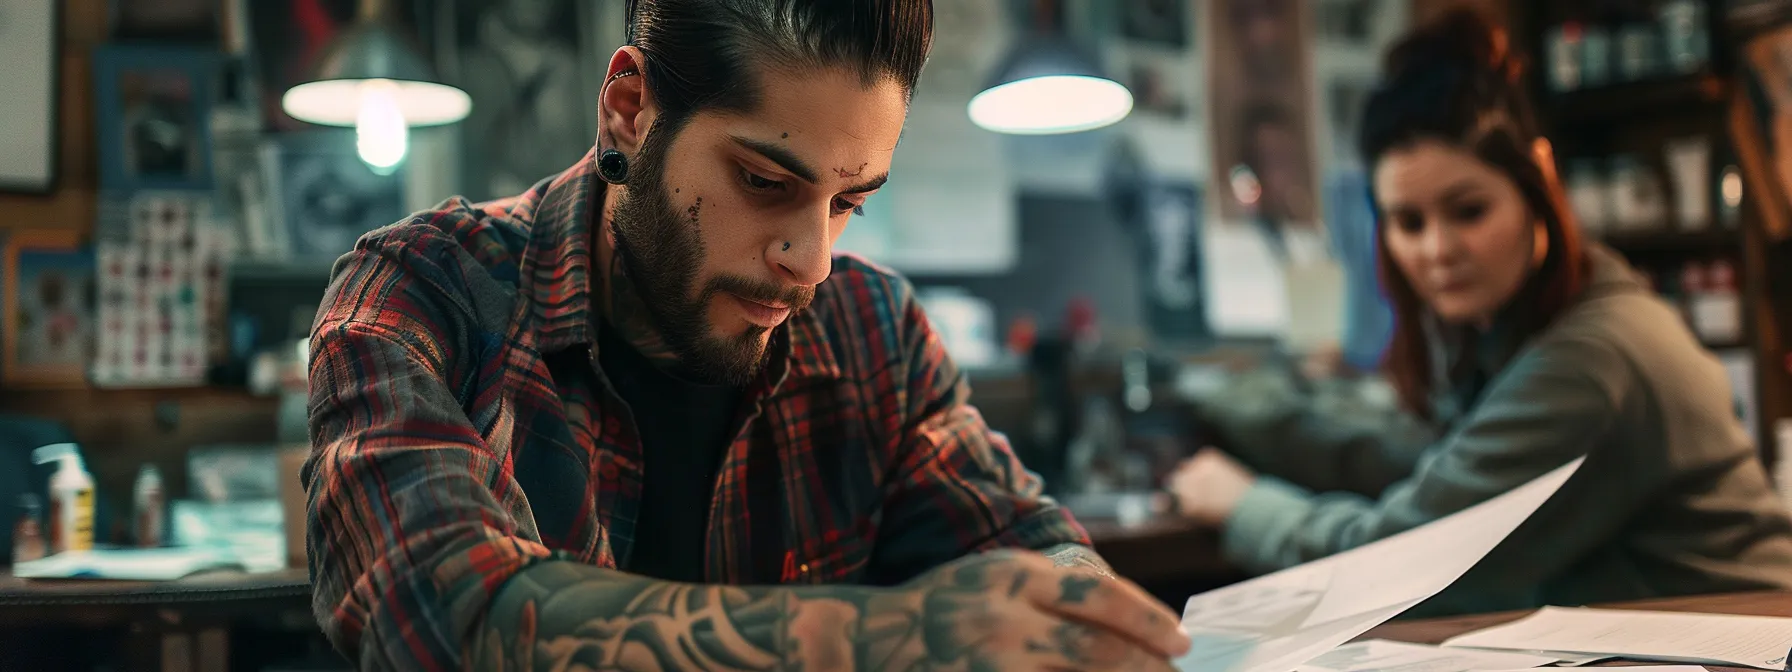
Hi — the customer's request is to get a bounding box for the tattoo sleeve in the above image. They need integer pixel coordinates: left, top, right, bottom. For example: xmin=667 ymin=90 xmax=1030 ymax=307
xmin=469 ymin=559 xmax=1007 ymax=671
xmin=1042 ymin=543 xmax=1116 ymax=579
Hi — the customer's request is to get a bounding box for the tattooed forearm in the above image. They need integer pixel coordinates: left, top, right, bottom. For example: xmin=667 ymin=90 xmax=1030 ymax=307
xmin=1042 ymin=543 xmax=1116 ymax=579
xmin=470 ymin=560 xmax=986 ymax=671
xmin=465 ymin=550 xmax=1167 ymax=671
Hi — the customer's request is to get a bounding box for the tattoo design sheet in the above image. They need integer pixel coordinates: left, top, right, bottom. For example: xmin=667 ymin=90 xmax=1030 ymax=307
xmin=1175 ymin=458 xmax=1585 ymax=672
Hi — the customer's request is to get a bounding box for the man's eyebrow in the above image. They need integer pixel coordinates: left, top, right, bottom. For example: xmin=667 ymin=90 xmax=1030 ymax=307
xmin=730 ymin=136 xmax=820 ymax=184
xmin=843 ymin=173 xmax=889 ymax=194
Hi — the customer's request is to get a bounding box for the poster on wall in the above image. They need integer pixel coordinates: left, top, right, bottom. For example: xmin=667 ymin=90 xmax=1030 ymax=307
xmin=439 ymin=0 xmax=600 ymax=202
xmin=92 ymin=45 xmax=218 ymax=192
xmin=2 ymin=231 xmax=95 ymax=388
xmin=1206 ymin=0 xmax=1321 ymax=236
xmin=92 ymin=192 xmax=227 ymax=388
xmin=262 ymin=131 xmax=407 ymax=266
xmin=1138 ymin=182 xmax=1209 ymax=341
xmin=0 ymin=0 xmax=58 ymax=194
xmin=1119 ymin=0 xmax=1191 ymax=49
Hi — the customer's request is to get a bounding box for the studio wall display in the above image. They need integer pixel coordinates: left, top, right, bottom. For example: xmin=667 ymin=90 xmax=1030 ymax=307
xmin=262 ymin=131 xmax=407 ymax=266
xmin=1206 ymin=0 xmax=1321 ymax=231
xmin=439 ymin=0 xmax=600 ymax=202
xmin=2 ymin=230 xmax=94 ymax=388
xmin=92 ymin=45 xmax=219 ymax=192
xmin=0 ymin=0 xmax=60 ymax=194
xmin=1119 ymin=0 xmax=1190 ymax=48
xmin=93 ymin=192 xmax=227 ymax=388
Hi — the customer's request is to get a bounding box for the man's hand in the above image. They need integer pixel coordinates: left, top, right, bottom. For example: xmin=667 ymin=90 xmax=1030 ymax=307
xmin=872 ymin=549 xmax=1192 ymax=671
xmin=1170 ymin=447 xmax=1258 ymax=526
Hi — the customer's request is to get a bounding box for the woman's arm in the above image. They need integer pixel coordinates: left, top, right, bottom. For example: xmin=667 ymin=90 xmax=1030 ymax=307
xmin=1192 ymin=378 xmax=1433 ymax=498
xmin=1218 ymin=337 xmax=1642 ymax=592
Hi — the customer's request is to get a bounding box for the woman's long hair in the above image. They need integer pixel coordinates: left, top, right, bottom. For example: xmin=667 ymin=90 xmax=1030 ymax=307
xmin=1358 ymin=8 xmax=1589 ymax=419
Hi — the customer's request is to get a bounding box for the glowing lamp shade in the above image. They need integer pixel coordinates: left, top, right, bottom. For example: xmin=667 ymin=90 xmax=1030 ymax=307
xmin=969 ymin=75 xmax=1133 ymax=135
xmin=969 ymin=30 xmax=1132 ymax=136
xmin=280 ymin=18 xmax=469 ymax=172
xmin=282 ymin=77 xmax=471 ymax=128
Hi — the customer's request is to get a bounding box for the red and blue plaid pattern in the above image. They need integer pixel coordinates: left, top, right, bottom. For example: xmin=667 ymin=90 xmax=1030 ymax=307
xmin=303 ymin=150 xmax=1090 ymax=667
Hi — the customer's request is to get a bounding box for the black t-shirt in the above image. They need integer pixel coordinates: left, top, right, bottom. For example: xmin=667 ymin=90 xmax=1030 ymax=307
xmin=597 ymin=327 xmax=743 ymax=583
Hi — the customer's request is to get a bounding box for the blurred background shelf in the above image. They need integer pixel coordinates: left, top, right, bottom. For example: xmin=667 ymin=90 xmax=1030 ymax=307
xmin=1545 ymin=73 xmax=1727 ymax=130
xmin=1595 ymin=227 xmax=1741 ymax=254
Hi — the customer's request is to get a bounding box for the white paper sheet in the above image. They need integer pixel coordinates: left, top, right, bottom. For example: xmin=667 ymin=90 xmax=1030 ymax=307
xmin=1444 ymin=607 xmax=1792 ymax=671
xmin=1474 ymin=668 xmax=1708 ymax=672
xmin=1447 ymin=648 xmax=1612 ymax=667
xmin=14 ymin=547 xmax=243 ymax=581
xmin=1296 ymin=640 xmax=1557 ymax=672
xmin=1304 ymin=457 xmax=1584 ymax=625
xmin=1173 ymin=458 xmax=1584 ymax=672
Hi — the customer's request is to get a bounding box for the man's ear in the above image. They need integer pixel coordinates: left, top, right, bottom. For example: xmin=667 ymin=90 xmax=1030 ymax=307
xmin=599 ymin=46 xmax=656 ymax=154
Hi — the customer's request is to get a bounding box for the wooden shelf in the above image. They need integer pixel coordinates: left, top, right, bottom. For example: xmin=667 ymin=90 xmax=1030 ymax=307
xmin=1595 ymin=227 xmax=1740 ymax=254
xmin=1546 ymin=73 xmax=1727 ymax=130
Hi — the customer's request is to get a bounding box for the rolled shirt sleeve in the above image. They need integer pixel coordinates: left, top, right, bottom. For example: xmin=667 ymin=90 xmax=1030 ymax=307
xmin=305 ymin=250 xmax=560 ymax=669
xmin=867 ymin=279 xmax=1090 ymax=585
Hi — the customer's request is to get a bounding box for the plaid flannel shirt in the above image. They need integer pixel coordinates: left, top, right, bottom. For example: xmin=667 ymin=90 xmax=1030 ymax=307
xmin=304 ymin=151 xmax=1090 ymax=668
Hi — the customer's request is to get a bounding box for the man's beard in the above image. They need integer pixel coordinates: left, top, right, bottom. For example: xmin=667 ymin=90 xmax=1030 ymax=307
xmin=607 ymin=126 xmax=816 ymax=386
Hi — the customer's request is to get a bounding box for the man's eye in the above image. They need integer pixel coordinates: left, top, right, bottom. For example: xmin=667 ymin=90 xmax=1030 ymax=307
xmin=834 ymin=197 xmax=866 ymax=216
xmin=740 ymin=168 xmax=784 ymax=192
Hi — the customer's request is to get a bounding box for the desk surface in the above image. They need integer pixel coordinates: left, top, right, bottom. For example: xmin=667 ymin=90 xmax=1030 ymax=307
xmin=0 ymin=567 xmax=310 ymax=628
xmin=1364 ymin=590 xmax=1792 ymax=671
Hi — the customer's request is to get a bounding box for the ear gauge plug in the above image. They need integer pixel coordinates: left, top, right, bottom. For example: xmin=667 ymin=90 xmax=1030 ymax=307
xmin=598 ymin=149 xmax=630 ymax=184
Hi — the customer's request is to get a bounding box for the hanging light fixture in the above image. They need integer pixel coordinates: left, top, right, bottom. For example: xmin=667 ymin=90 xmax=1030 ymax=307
xmin=969 ymin=0 xmax=1133 ymax=135
xmin=280 ymin=0 xmax=471 ymax=173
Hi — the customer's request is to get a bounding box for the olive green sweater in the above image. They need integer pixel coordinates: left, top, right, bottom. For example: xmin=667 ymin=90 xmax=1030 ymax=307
xmin=1205 ymin=245 xmax=1792 ymax=617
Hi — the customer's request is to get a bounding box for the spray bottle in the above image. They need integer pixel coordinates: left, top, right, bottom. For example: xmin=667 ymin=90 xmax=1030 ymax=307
xmin=31 ymin=444 xmax=94 ymax=554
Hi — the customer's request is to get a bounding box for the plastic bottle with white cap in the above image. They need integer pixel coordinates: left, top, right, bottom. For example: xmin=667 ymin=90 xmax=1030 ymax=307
xmin=31 ymin=443 xmax=94 ymax=554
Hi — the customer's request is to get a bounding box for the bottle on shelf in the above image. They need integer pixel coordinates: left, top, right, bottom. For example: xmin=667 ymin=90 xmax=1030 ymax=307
xmin=1694 ymin=260 xmax=1745 ymax=345
xmin=12 ymin=494 xmax=44 ymax=565
xmin=31 ymin=443 xmax=94 ymax=555
xmin=133 ymin=464 xmax=165 ymax=548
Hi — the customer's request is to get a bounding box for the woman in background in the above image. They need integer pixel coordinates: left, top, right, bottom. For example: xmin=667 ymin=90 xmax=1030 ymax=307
xmin=1167 ymin=8 xmax=1792 ymax=616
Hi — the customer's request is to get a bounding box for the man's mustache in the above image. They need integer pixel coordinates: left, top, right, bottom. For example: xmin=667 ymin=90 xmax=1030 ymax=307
xmin=705 ymin=274 xmax=816 ymax=312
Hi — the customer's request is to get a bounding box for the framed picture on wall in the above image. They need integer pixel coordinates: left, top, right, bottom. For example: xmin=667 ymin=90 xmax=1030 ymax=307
xmin=261 ymin=131 xmax=407 ymax=266
xmin=3 ymin=230 xmax=94 ymax=389
xmin=439 ymin=0 xmax=600 ymax=202
xmin=109 ymin=0 xmax=219 ymax=41
xmin=0 ymin=0 xmax=60 ymax=194
xmin=1206 ymin=0 xmax=1321 ymax=231
xmin=1119 ymin=0 xmax=1190 ymax=49
xmin=93 ymin=45 xmax=219 ymax=192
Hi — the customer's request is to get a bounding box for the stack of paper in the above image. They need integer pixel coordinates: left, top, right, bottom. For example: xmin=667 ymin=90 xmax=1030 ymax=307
xmin=14 ymin=547 xmax=243 ymax=581
xmin=1173 ymin=458 xmax=1585 ymax=672
xmin=1296 ymin=640 xmax=1558 ymax=672
xmin=1444 ymin=607 xmax=1792 ymax=671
